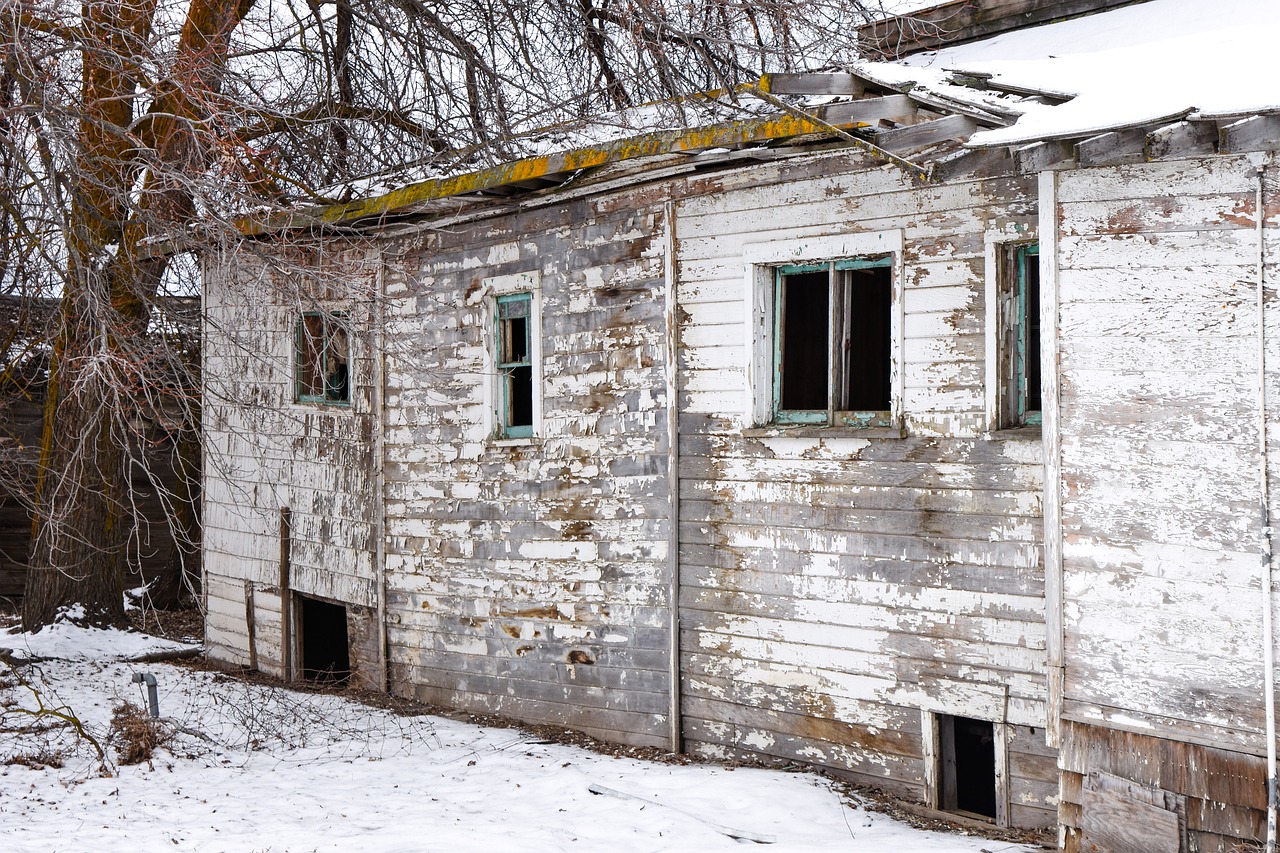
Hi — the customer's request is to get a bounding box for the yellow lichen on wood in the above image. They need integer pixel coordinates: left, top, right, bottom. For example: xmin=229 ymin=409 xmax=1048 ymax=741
xmin=256 ymin=111 xmax=853 ymax=234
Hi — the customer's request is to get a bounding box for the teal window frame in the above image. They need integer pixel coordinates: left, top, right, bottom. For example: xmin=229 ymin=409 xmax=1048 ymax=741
xmin=495 ymin=292 xmax=534 ymax=439
xmin=1012 ymin=244 xmax=1041 ymax=427
xmin=295 ymin=312 xmax=350 ymax=406
xmin=772 ymin=256 xmax=894 ymax=428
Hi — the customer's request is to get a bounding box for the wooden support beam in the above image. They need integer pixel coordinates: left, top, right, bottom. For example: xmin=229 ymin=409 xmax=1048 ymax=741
xmin=760 ymin=73 xmax=864 ymax=97
xmin=820 ymin=94 xmax=918 ymax=128
xmin=875 ymin=113 xmax=978 ymax=153
xmin=1145 ymin=120 xmax=1217 ymax=159
xmin=932 ymin=146 xmax=1015 ymax=181
xmin=279 ymin=506 xmax=292 ymax=682
xmin=1013 ymin=139 xmax=1075 ymax=174
xmin=1220 ymin=115 xmax=1280 ymax=154
xmin=858 ymin=0 xmax=1146 ymax=59
xmin=244 ymin=580 xmax=258 ymax=672
xmin=1074 ymin=128 xmax=1147 ymax=167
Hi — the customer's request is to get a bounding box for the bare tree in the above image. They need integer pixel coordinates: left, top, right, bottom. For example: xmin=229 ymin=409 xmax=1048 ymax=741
xmin=0 ymin=0 xmax=883 ymax=630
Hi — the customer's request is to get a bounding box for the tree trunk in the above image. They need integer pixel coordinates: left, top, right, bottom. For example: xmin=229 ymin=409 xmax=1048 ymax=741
xmin=19 ymin=0 xmax=252 ymax=630
xmin=22 ymin=353 xmax=131 ymax=628
xmin=149 ymin=412 xmax=203 ymax=610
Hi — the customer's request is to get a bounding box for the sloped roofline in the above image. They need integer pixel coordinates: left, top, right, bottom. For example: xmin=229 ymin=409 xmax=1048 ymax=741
xmin=240 ymin=73 xmax=1006 ymax=237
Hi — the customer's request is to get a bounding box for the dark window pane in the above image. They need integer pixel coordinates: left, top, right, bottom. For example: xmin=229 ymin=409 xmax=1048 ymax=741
xmin=844 ymin=267 xmax=892 ymax=411
xmin=779 ymin=271 xmax=829 ymax=411
xmin=325 ymin=325 xmax=350 ymax=402
xmin=1024 ymin=254 xmax=1041 ymax=414
xmin=298 ymin=315 xmax=326 ymax=399
xmin=503 ymin=315 xmax=529 ymax=364
xmin=507 ymin=364 xmax=533 ymax=428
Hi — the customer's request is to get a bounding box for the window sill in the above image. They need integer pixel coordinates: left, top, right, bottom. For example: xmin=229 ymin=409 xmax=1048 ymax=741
xmin=293 ymin=401 xmax=352 ymax=411
xmin=743 ymin=424 xmax=906 ymax=439
xmin=983 ymin=425 xmax=1042 ymax=441
xmin=491 ymin=437 xmax=539 ymax=447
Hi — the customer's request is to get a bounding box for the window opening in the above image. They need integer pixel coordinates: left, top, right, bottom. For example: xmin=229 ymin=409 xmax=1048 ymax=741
xmin=1000 ymin=244 xmax=1040 ymax=426
xmin=296 ymin=313 xmax=349 ymax=405
xmin=774 ymin=258 xmax=892 ymax=426
xmin=937 ymin=714 xmax=997 ymax=821
xmin=299 ymin=596 xmax=350 ymax=684
xmin=496 ymin=292 xmax=534 ymax=438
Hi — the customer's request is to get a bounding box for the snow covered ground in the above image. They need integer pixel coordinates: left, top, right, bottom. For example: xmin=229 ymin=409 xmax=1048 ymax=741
xmin=0 ymin=623 xmax=1038 ymax=853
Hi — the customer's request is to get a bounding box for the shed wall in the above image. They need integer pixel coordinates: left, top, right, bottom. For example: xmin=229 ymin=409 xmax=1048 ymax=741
xmin=1054 ymin=155 xmax=1273 ymax=749
xmin=203 ymin=248 xmax=380 ymax=675
xmin=1052 ymin=152 xmax=1280 ymax=850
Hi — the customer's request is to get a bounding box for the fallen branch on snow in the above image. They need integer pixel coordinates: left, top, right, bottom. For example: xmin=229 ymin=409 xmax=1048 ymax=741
xmin=587 ymin=781 xmax=776 ymax=844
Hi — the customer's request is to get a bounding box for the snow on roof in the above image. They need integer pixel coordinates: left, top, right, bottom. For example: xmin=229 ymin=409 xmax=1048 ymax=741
xmin=855 ymin=0 xmax=1280 ymax=145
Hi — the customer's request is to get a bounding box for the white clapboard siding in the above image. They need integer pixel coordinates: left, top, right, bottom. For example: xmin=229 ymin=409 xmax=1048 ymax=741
xmin=1055 ymin=153 xmax=1274 ymax=751
xmin=673 ymin=151 xmax=1049 ymax=810
xmin=377 ymin=194 xmax=675 ymax=748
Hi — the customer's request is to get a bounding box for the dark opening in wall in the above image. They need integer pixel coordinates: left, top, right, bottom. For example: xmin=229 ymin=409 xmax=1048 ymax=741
xmin=938 ymin=714 xmax=997 ymax=820
xmin=299 ymin=596 xmax=350 ymax=683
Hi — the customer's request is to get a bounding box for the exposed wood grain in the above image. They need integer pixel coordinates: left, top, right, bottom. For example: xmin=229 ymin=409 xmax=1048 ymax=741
xmin=1079 ymin=783 xmax=1182 ymax=853
xmin=762 ymin=73 xmax=864 ymax=97
xmin=1144 ymin=120 xmax=1218 ymax=160
xmin=876 ymin=114 xmax=979 ymax=154
xmin=1074 ymin=129 xmax=1148 ymax=168
xmin=821 ymin=94 xmax=918 ymax=127
xmin=857 ymin=0 xmax=1144 ymax=60
xmin=1015 ymin=140 xmax=1074 ymax=174
xmin=1220 ymin=115 xmax=1280 ymax=154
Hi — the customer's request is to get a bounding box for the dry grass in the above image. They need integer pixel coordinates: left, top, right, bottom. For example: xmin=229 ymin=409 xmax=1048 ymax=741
xmin=109 ymin=701 xmax=172 ymax=765
xmin=3 ymin=748 xmax=64 ymax=769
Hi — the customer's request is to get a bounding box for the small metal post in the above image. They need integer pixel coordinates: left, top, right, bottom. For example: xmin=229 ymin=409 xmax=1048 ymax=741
xmin=131 ymin=672 xmax=160 ymax=718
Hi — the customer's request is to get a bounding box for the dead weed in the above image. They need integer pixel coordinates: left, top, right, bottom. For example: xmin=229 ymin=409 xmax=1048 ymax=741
xmin=110 ymin=701 xmax=172 ymax=765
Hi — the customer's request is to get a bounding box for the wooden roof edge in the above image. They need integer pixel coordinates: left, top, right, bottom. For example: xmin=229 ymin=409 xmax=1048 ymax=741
xmin=238 ymin=86 xmax=962 ymax=238
xmin=246 ymin=112 xmax=838 ymax=234
xmin=993 ymin=113 xmax=1280 ymax=173
xmin=857 ymin=0 xmax=1155 ymax=61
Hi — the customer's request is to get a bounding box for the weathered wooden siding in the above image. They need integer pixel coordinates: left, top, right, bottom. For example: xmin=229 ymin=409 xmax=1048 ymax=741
xmin=380 ymin=194 xmax=674 ymax=747
xmin=203 ymin=248 xmax=379 ymax=674
xmin=1054 ymin=155 xmax=1273 ymax=751
xmin=0 ymin=395 xmax=189 ymax=600
xmin=672 ymin=148 xmax=1053 ymax=824
xmin=1052 ymin=153 xmax=1279 ymax=850
xmin=1059 ymin=720 xmax=1267 ymax=853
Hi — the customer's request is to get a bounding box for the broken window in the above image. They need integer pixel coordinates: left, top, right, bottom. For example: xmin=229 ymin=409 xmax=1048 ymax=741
xmin=295 ymin=313 xmax=350 ymax=405
xmin=936 ymin=714 xmax=998 ymax=821
xmin=496 ymin=292 xmax=534 ymax=438
xmin=774 ymin=258 xmax=892 ymax=426
xmin=998 ymin=244 xmax=1040 ymax=427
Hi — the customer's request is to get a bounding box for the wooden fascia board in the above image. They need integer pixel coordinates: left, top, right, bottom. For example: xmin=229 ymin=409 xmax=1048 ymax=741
xmin=243 ymin=110 xmax=880 ymax=234
xmin=758 ymin=72 xmax=866 ymax=97
xmin=857 ymin=0 xmax=1153 ymax=60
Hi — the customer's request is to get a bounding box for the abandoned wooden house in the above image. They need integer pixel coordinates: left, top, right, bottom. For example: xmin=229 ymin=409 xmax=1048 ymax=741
xmin=201 ymin=0 xmax=1280 ymax=849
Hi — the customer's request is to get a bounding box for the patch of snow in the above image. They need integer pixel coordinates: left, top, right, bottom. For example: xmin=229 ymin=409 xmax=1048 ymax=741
xmin=0 ymin=630 xmax=1037 ymax=853
xmin=0 ymin=621 xmax=198 ymax=664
